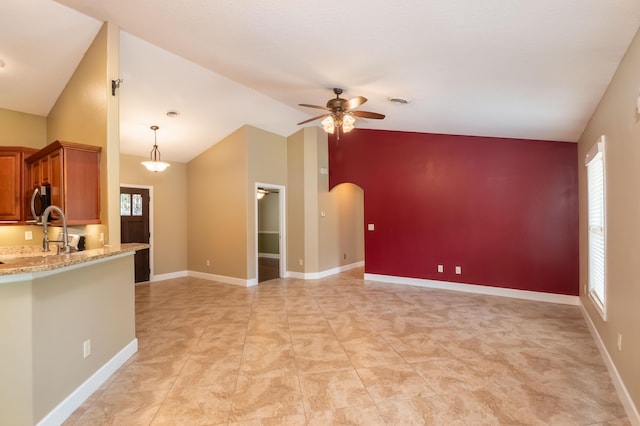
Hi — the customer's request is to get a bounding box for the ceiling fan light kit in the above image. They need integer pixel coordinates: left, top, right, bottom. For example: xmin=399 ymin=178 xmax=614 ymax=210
xmin=141 ymin=125 xmax=171 ymax=172
xmin=298 ymin=88 xmax=385 ymax=137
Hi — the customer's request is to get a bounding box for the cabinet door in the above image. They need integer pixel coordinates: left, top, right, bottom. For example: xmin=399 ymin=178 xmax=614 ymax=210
xmin=40 ymin=155 xmax=50 ymax=183
xmin=64 ymin=148 xmax=100 ymax=223
xmin=48 ymin=149 xmax=63 ymax=209
xmin=31 ymin=158 xmax=41 ymax=188
xmin=0 ymin=151 xmax=21 ymax=221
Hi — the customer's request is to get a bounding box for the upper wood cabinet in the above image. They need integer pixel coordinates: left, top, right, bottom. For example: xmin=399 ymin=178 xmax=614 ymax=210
xmin=26 ymin=141 xmax=102 ymax=225
xmin=0 ymin=147 xmax=37 ymax=223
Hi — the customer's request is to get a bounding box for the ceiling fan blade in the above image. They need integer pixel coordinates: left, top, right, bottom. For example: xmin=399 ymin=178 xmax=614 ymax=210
xmin=346 ymin=96 xmax=367 ymax=110
xmin=351 ymin=110 xmax=385 ymax=119
xmin=299 ymin=103 xmax=330 ymax=111
xmin=297 ymin=114 xmax=329 ymax=125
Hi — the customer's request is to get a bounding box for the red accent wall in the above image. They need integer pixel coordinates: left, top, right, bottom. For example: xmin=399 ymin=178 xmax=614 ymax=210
xmin=329 ymin=129 xmax=578 ymax=295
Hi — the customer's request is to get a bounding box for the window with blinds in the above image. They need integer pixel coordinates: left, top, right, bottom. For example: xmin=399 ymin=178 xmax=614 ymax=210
xmin=585 ymin=137 xmax=606 ymax=319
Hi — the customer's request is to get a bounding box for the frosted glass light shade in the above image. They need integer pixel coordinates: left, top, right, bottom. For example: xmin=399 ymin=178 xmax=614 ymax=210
xmin=141 ymin=160 xmax=171 ymax=172
xmin=321 ymin=116 xmax=335 ymax=134
xmin=342 ymin=114 xmax=355 ymax=133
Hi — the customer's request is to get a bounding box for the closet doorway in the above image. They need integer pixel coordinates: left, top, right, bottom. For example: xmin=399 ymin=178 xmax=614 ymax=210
xmin=256 ymin=184 xmax=286 ymax=283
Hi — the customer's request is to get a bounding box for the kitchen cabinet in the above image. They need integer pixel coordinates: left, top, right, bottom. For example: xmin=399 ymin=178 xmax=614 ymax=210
xmin=26 ymin=141 xmax=101 ymax=225
xmin=0 ymin=147 xmax=37 ymax=223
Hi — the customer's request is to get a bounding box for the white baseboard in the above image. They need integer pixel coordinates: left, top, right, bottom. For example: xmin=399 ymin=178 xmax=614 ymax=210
xmin=364 ymin=273 xmax=580 ymax=305
xmin=580 ymin=303 xmax=640 ymax=425
xmin=287 ymin=261 xmax=364 ymax=280
xmin=258 ymin=253 xmax=280 ymax=259
xmin=188 ymin=270 xmax=257 ymax=287
xmin=150 ymin=270 xmax=188 ymax=282
xmin=37 ymin=338 xmax=138 ymax=426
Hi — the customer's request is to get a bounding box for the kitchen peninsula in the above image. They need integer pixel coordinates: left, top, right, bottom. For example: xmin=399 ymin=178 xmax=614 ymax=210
xmin=0 ymin=243 xmax=147 ymax=425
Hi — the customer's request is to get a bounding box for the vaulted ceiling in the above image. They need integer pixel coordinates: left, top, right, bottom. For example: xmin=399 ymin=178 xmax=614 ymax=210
xmin=2 ymin=0 xmax=640 ymax=162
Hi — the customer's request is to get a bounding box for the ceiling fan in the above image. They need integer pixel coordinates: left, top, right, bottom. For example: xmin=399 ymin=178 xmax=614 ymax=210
xmin=297 ymin=88 xmax=385 ymax=137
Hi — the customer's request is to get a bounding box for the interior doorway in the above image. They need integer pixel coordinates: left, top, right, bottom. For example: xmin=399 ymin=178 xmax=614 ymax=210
xmin=120 ymin=186 xmax=151 ymax=283
xmin=256 ymin=183 xmax=286 ymax=283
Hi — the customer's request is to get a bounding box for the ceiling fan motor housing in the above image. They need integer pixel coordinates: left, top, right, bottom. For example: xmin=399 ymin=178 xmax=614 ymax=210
xmin=327 ymin=97 xmax=348 ymax=112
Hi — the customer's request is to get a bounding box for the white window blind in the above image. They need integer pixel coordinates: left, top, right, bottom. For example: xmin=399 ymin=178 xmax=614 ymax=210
xmin=585 ymin=138 xmax=606 ymax=318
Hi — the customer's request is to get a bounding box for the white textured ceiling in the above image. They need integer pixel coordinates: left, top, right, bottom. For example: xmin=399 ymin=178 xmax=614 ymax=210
xmin=2 ymin=1 xmax=640 ymax=162
xmin=0 ymin=0 xmax=101 ymax=116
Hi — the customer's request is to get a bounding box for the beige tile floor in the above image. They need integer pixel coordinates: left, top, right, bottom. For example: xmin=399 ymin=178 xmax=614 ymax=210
xmin=64 ymin=268 xmax=629 ymax=425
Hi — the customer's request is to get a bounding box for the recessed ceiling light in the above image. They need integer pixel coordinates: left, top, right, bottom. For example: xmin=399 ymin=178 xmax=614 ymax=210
xmin=166 ymin=111 xmax=180 ymax=118
xmin=388 ymin=97 xmax=409 ymax=105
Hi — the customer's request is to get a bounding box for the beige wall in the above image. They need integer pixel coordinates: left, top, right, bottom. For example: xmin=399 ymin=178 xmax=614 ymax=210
xmin=319 ymin=183 xmax=364 ymax=270
xmin=187 ymin=127 xmax=248 ymax=278
xmin=246 ymin=126 xmax=287 ymax=279
xmin=0 ymin=108 xmax=47 ymax=148
xmin=0 ymin=280 xmax=34 ymax=425
xmin=187 ymin=125 xmax=288 ymax=281
xmin=46 ymin=22 xmax=116 ymax=246
xmin=47 ymin=23 xmax=108 ymax=148
xmin=258 ymin=193 xmax=280 ymax=232
xmin=0 ymin=226 xmax=43 ymax=247
xmin=578 ymin=28 xmax=640 ymax=412
xmin=285 ymin=127 xmax=363 ymax=274
xmin=317 ymin=131 xmax=364 ymax=271
xmin=286 ymin=129 xmax=306 ymax=273
xmin=120 ymin=154 xmax=188 ymax=275
xmin=32 ymin=255 xmax=135 ymax=421
xmin=0 ymin=254 xmax=135 ymax=424
xmin=303 ymin=128 xmax=321 ymax=272
xmin=258 ymin=193 xmax=280 ymax=255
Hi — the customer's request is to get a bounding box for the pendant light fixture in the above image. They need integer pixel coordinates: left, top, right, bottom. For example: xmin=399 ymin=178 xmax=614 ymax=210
xmin=141 ymin=125 xmax=170 ymax=172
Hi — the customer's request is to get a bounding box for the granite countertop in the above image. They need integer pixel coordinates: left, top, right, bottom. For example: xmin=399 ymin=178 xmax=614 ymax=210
xmin=0 ymin=243 xmax=149 ymax=276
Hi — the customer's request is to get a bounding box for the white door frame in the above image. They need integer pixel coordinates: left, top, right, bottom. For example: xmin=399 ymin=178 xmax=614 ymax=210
xmin=255 ymin=182 xmax=286 ymax=281
xmin=120 ymin=184 xmax=154 ymax=282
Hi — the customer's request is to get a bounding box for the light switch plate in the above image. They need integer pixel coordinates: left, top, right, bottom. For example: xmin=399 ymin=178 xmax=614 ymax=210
xmin=437 ymin=264 xmax=443 ymax=273
xmin=367 ymin=224 xmax=375 ymax=231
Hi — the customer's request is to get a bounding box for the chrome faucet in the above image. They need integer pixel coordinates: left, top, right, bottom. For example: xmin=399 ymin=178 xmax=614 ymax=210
xmin=42 ymin=205 xmax=71 ymax=254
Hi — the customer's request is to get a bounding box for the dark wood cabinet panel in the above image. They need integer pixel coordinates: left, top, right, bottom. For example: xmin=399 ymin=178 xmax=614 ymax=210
xmin=0 ymin=150 xmax=21 ymax=221
xmin=0 ymin=147 xmax=37 ymax=223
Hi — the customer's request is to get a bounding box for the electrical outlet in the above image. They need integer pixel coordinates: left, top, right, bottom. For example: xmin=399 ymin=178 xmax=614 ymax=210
xmin=343 ymin=253 xmax=347 ymax=260
xmin=617 ymin=333 xmax=622 ymax=352
xmin=367 ymin=224 xmax=375 ymax=231
xmin=25 ymin=231 xmax=33 ymax=240
xmin=83 ymin=340 xmax=91 ymax=358
xmin=455 ymin=266 xmax=462 ymax=275
xmin=298 ymin=259 xmax=303 ymax=266
xmin=437 ymin=264 xmax=443 ymax=273
xmin=206 ymin=259 xmax=210 ymax=267
xmin=99 ymin=232 xmax=104 ymax=244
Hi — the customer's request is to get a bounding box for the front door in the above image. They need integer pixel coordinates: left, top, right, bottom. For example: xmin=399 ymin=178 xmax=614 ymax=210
xmin=120 ymin=187 xmax=150 ymax=283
